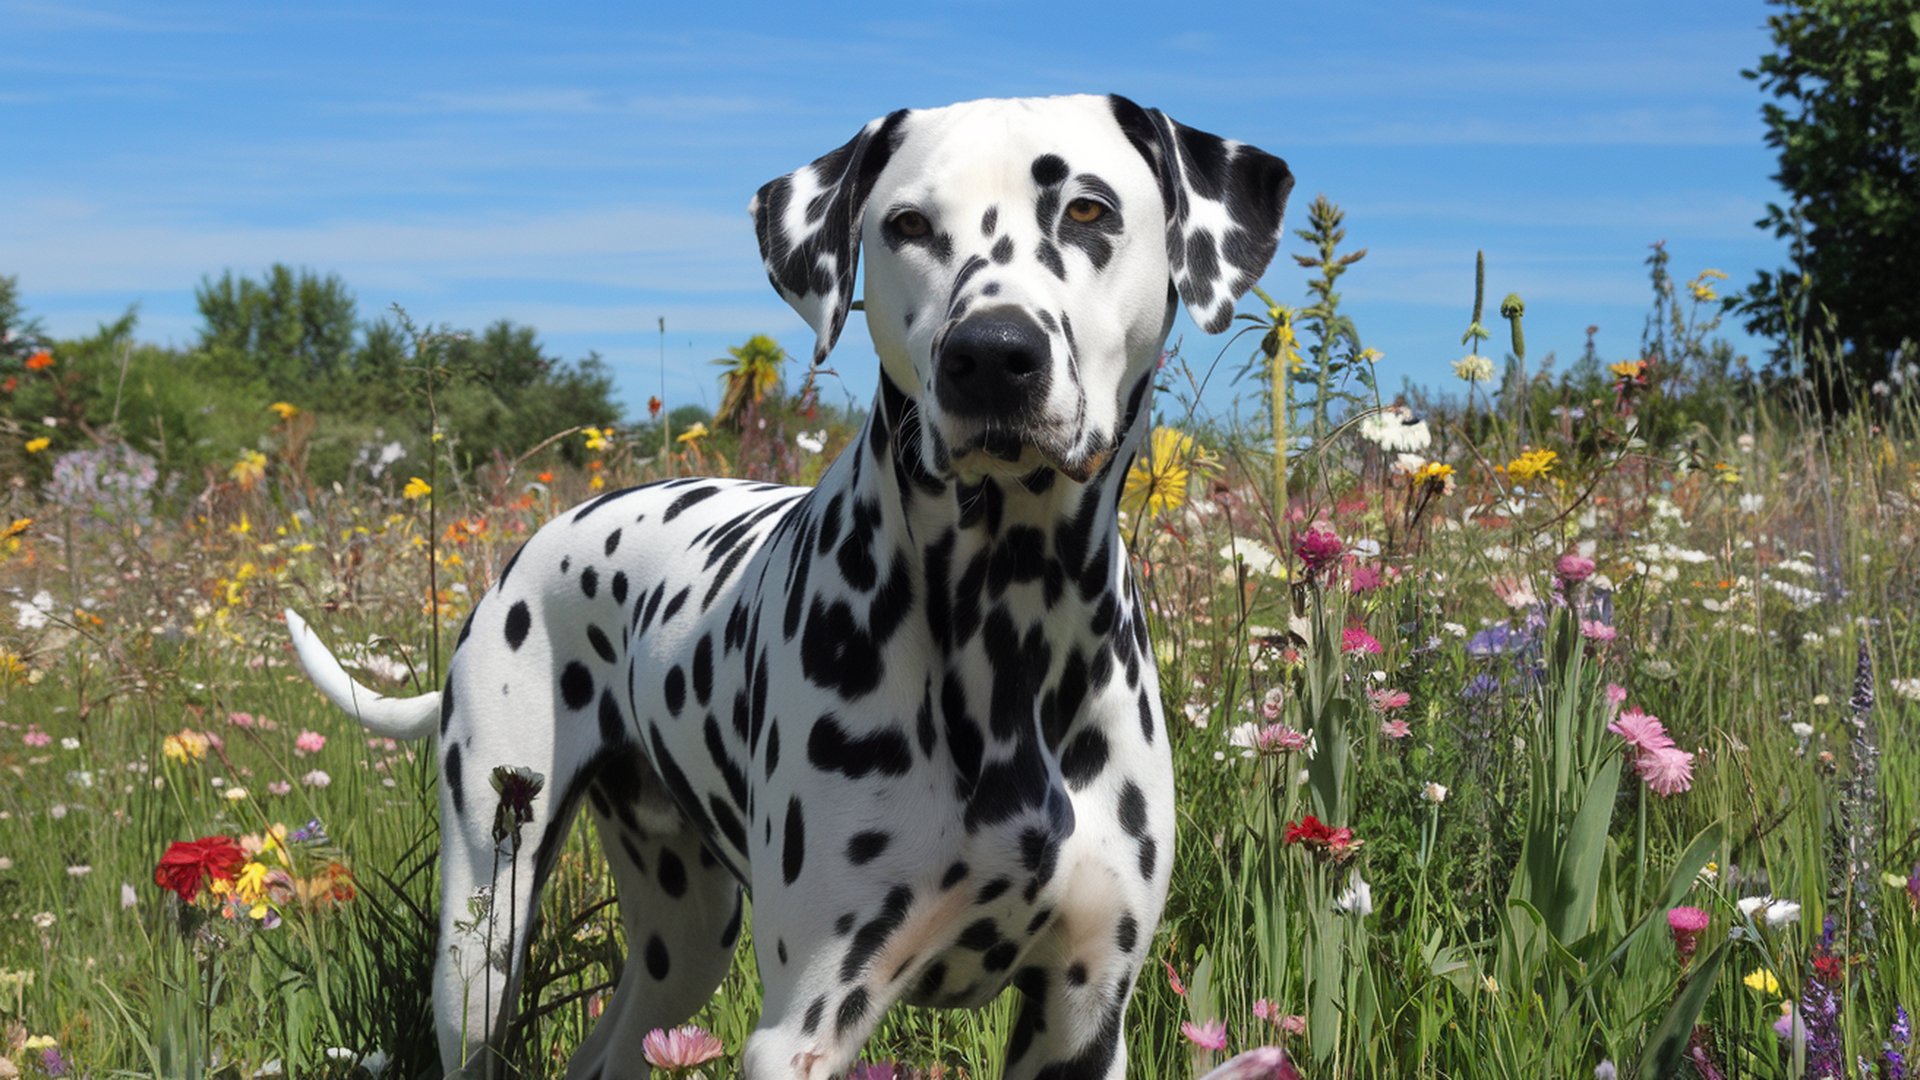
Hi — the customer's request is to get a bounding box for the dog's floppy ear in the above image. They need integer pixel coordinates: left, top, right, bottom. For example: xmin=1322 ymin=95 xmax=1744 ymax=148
xmin=749 ymin=110 xmax=909 ymax=366
xmin=1108 ymin=94 xmax=1295 ymax=335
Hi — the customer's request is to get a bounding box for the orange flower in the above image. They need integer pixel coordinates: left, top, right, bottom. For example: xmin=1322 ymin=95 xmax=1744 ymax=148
xmin=24 ymin=351 xmax=54 ymax=371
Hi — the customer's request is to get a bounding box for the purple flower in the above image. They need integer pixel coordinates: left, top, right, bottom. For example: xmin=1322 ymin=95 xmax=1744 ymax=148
xmin=1467 ymin=622 xmax=1530 ymax=657
xmin=1888 ymin=1004 xmax=1912 ymax=1080
xmin=41 ymin=1046 xmax=70 ymax=1077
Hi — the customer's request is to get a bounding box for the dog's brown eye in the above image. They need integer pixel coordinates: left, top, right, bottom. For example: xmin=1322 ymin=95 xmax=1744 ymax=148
xmin=1066 ymin=198 xmax=1106 ymax=224
xmin=891 ymin=210 xmax=931 ymax=238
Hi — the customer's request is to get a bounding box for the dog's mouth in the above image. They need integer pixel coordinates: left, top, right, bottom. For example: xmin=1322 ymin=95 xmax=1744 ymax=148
xmin=944 ymin=426 xmax=1111 ymax=484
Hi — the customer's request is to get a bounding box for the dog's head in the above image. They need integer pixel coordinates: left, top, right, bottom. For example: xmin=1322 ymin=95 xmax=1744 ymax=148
xmin=750 ymin=94 xmax=1293 ymax=482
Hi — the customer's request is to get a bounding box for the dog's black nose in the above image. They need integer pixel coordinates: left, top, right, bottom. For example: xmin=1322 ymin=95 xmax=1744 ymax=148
xmin=937 ymin=307 xmax=1051 ymax=418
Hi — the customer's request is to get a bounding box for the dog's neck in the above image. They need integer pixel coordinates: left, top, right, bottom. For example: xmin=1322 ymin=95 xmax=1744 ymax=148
xmin=833 ymin=369 xmax=1153 ymax=670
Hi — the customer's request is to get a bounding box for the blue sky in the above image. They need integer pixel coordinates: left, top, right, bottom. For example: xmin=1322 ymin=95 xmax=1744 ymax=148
xmin=4 ymin=1 xmax=1785 ymax=420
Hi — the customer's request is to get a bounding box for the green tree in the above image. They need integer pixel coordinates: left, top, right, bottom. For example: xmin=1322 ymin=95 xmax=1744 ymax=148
xmin=1739 ymin=0 xmax=1920 ymax=405
xmin=196 ymin=265 xmax=359 ymax=396
xmin=712 ymin=334 xmax=788 ymax=427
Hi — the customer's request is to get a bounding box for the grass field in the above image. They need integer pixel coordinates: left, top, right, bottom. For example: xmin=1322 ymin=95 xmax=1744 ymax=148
xmin=2 ymin=282 xmax=1918 ymax=1079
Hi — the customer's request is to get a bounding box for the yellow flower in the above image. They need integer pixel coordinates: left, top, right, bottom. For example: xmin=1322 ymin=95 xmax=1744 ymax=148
xmin=584 ymin=426 xmax=612 ymax=451
xmin=1610 ymin=359 xmax=1647 ymax=380
xmin=4 ymin=517 xmax=30 ymax=539
xmin=402 ymin=476 xmax=433 ymax=500
xmin=268 ymin=401 xmax=299 ymax=420
xmin=1713 ymin=462 xmax=1741 ymax=485
xmin=162 ymin=728 xmax=210 ymax=764
xmin=24 ymin=436 xmax=50 ymax=454
xmin=1688 ymin=268 xmax=1728 ymax=303
xmin=1743 ymin=967 xmax=1780 ymax=995
xmin=1121 ymin=426 xmax=1204 ymax=518
xmin=230 ymin=449 xmax=268 ymax=489
xmin=676 ymin=422 xmax=710 ymax=444
xmin=22 ymin=1035 xmax=57 ymax=1052
xmin=228 ymin=514 xmax=252 ymax=536
xmin=1357 ymin=347 xmax=1383 ymax=365
xmin=1267 ymin=311 xmax=1304 ymax=374
xmin=1505 ymin=448 xmax=1558 ymax=484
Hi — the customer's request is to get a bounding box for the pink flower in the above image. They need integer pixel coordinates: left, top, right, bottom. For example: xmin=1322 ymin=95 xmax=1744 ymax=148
xmin=1668 ymin=905 xmax=1710 ymax=965
xmin=1367 ymin=688 xmax=1410 ymax=712
xmin=1608 ymin=708 xmax=1673 ymax=753
xmin=1380 ymin=718 xmax=1411 ymax=740
xmin=1292 ymin=525 xmax=1343 ymax=577
xmin=1252 ymin=998 xmax=1276 ymax=1021
xmin=1260 ymin=686 xmax=1285 ymax=720
xmin=1341 ymin=627 xmax=1382 ymax=655
xmin=1636 ymin=744 xmax=1696 ymax=797
xmin=23 ymin=726 xmax=51 ymax=748
xmin=1254 ymin=724 xmax=1309 ymax=754
xmin=1605 ymin=683 xmax=1628 ymax=709
xmin=1164 ymin=960 xmax=1188 ymax=997
xmin=641 ymin=1024 xmax=725 ymax=1070
xmin=1279 ymin=1014 xmax=1307 ymax=1037
xmin=267 ymin=780 xmax=292 ymax=797
xmin=1555 ymin=553 xmax=1596 ymax=585
xmin=1346 ymin=563 xmax=1385 ymax=593
xmin=294 ymin=730 xmax=326 ymax=755
xmin=227 ymin=711 xmax=256 ymax=729
xmin=1182 ymin=1018 xmax=1229 ymax=1051
xmin=1580 ymin=620 xmax=1617 ymax=642
xmin=1198 ymin=1047 xmax=1302 ymax=1080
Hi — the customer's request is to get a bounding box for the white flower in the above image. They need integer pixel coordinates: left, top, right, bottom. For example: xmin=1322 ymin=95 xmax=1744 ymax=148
xmin=66 ymin=864 xmax=90 ymax=877
xmin=1218 ymin=537 xmax=1285 ymax=579
xmin=302 ymin=769 xmax=332 ymax=789
xmin=1736 ymin=433 xmax=1755 ymax=453
xmin=1739 ymin=493 xmax=1765 ymax=515
xmin=1452 ymin=354 xmax=1495 ymax=383
xmin=1890 ymin=677 xmax=1920 ymax=702
xmin=1334 ymin=870 xmax=1373 ymax=917
xmin=795 ymin=430 xmax=827 ymax=454
xmin=121 ymin=883 xmax=138 ymax=909
xmin=12 ymin=589 xmax=55 ymax=631
xmin=1422 ymin=781 xmax=1449 ymax=804
xmin=224 ymin=786 xmax=249 ymax=801
xmin=1736 ymin=895 xmax=1803 ymax=928
xmin=1441 ymin=622 xmax=1467 ymax=638
xmin=60 ymin=737 xmax=79 ymax=751
xmin=1790 ymin=721 xmax=1814 ymax=740
xmin=32 ymin=911 xmax=54 ymax=929
xmin=1358 ymin=406 xmax=1432 ymax=452
xmin=0 ymin=856 xmax=11 ymax=870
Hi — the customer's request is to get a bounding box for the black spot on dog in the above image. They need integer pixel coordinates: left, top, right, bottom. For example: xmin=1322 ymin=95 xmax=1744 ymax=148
xmin=663 ymin=485 xmax=720 ymax=523
xmin=440 ymin=678 xmax=457 ymax=735
xmin=1116 ymin=913 xmax=1138 ymax=954
xmin=657 ymin=847 xmax=687 ymax=899
xmin=444 ymin=743 xmax=464 ymax=815
xmin=807 ymin=715 xmax=912 ymax=779
xmin=596 ymin=688 xmax=626 ymax=745
xmin=1067 ymin=962 xmax=1089 ymax=986
xmin=1031 ymin=154 xmax=1069 ymax=186
xmin=603 ymin=528 xmax=622 ymax=556
xmin=783 ymin=798 xmax=806 ymax=884
xmin=991 ymin=235 xmax=1014 ymax=264
xmin=504 ymin=601 xmax=531 ymax=650
xmin=580 ymin=566 xmax=598 ymax=599
xmin=958 ymin=918 xmax=1000 ymax=950
xmin=941 ymin=861 xmax=969 ymax=889
xmin=560 ymin=662 xmax=595 ymax=710
xmin=981 ymin=205 xmax=998 ymax=236
xmin=611 ymin=571 xmax=629 ymax=606
xmin=664 ymin=666 xmax=686 ymax=716
xmin=847 ymin=830 xmax=891 ymax=865
xmin=839 ymin=884 xmax=913 ymax=982
xmin=802 ymin=994 xmax=826 ymax=1036
xmin=836 ymin=987 xmax=870 ymax=1036
xmin=645 ymin=935 xmax=670 ymax=979
xmin=1059 ymin=729 xmax=1110 ymax=791
xmin=586 ymin=624 xmax=616 ymax=664
xmin=692 ymin=635 xmax=714 ymax=706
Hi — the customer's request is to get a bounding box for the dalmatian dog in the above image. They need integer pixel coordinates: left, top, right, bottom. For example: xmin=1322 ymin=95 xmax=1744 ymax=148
xmin=286 ymin=93 xmax=1291 ymax=1079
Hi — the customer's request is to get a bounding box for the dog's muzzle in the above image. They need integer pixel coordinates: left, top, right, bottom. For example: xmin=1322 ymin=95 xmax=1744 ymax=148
xmin=936 ymin=306 xmax=1052 ymax=420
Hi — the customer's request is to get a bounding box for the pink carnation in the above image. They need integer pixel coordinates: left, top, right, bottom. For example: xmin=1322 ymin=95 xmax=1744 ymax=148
xmin=227 ymin=711 xmax=257 ymax=728
xmin=1555 ymin=553 xmax=1597 ymax=584
xmin=1341 ymin=627 xmax=1382 ymax=655
xmin=22 ymin=726 xmax=51 ymax=748
xmin=1292 ymin=525 xmax=1344 ymax=577
xmin=1254 ymin=724 xmax=1310 ymax=754
xmin=295 ymin=730 xmax=327 ymax=755
xmin=1367 ymin=688 xmax=1411 ymax=712
xmin=1607 ymin=708 xmax=1673 ymax=753
xmin=1668 ymin=905 xmax=1711 ymax=966
xmin=1380 ymin=718 xmax=1412 ymax=740
xmin=1198 ymin=1046 xmax=1302 ymax=1080
xmin=1580 ymin=620 xmax=1617 ymax=642
xmin=1636 ymin=744 xmax=1696 ymax=797
xmin=1181 ymin=1018 xmax=1229 ymax=1051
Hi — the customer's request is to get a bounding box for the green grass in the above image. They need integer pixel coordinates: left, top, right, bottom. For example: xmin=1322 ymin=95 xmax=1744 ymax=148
xmin=2 ymin=336 xmax=1918 ymax=1079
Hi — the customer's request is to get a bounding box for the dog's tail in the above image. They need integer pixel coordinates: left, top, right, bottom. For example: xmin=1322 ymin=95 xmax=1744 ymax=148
xmin=284 ymin=609 xmax=441 ymax=740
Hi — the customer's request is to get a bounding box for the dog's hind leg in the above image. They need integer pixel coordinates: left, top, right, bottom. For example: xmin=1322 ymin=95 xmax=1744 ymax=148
xmin=563 ymin=752 xmax=744 ymax=1080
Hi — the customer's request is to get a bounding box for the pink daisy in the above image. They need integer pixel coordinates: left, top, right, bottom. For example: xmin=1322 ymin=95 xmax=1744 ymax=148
xmin=1254 ymin=724 xmax=1310 ymax=754
xmin=641 ymin=1024 xmax=725 ymax=1070
xmin=1580 ymin=620 xmax=1617 ymax=642
xmin=1380 ymin=718 xmax=1412 ymax=739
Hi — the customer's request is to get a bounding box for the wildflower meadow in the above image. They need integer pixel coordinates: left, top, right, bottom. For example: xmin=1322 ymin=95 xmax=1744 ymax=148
xmin=3 ymin=216 xmax=1920 ymax=1077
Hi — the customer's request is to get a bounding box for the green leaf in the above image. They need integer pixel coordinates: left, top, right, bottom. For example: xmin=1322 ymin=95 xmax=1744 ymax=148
xmin=1547 ymin=756 xmax=1623 ymax=944
xmin=1582 ymin=819 xmax=1725 ymax=991
xmin=1635 ymin=939 xmax=1730 ymax=1078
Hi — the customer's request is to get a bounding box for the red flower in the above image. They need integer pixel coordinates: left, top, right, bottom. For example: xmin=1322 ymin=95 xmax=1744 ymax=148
xmin=1283 ymin=816 xmax=1333 ymax=846
xmin=1292 ymin=525 xmax=1343 ymax=577
xmin=154 ymin=835 xmax=247 ymax=903
xmin=648 ymin=395 xmax=663 ymax=418
xmin=24 ymin=351 xmax=54 ymax=371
